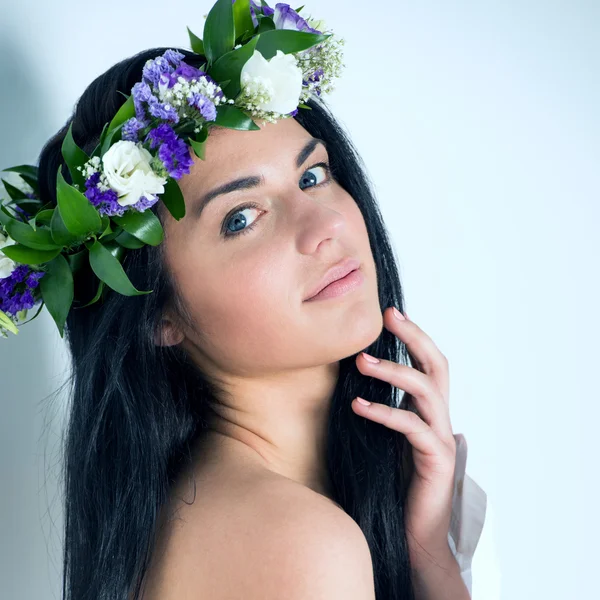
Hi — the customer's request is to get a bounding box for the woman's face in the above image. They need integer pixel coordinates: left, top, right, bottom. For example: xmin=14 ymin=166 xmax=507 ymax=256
xmin=159 ymin=116 xmax=383 ymax=377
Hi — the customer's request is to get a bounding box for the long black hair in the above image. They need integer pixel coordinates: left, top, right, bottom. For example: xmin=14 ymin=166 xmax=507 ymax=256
xmin=37 ymin=47 xmax=418 ymax=600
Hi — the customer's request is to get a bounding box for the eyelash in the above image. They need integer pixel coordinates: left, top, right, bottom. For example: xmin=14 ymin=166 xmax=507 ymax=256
xmin=221 ymin=162 xmax=333 ymax=240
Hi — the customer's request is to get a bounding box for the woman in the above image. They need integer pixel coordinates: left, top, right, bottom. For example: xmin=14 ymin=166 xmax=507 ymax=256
xmin=0 ymin=2 xmax=488 ymax=598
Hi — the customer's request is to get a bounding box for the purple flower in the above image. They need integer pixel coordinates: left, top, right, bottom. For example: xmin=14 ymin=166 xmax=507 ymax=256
xmin=163 ymin=49 xmax=185 ymax=68
xmin=247 ymin=0 xmax=274 ymax=26
xmin=132 ymin=81 xmax=153 ymax=121
xmin=82 ymin=171 xmax=158 ymax=216
xmin=303 ymin=66 xmax=324 ymax=86
xmin=121 ymin=117 xmax=149 ymax=142
xmin=145 ymin=123 xmax=194 ymax=180
xmin=12 ymin=205 xmax=30 ymax=219
xmin=0 ymin=264 xmax=45 ymax=316
xmin=247 ymin=0 xmax=259 ymax=28
xmin=273 ymin=3 xmax=319 ymax=33
xmin=130 ymin=195 xmax=159 ymax=212
xmin=83 ymin=172 xmax=126 ymax=217
xmin=146 ymin=95 xmax=180 ymax=124
xmin=187 ymin=92 xmax=217 ymax=121
xmin=160 ymin=62 xmax=207 ymax=88
xmin=142 ymin=56 xmax=174 ymax=88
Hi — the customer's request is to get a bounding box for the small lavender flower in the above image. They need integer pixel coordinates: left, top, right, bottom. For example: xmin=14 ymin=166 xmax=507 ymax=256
xmin=130 ymin=195 xmax=159 ymax=212
xmin=163 ymin=49 xmax=185 ymax=68
xmin=160 ymin=62 xmax=207 ymax=89
xmin=142 ymin=56 xmax=174 ymax=88
xmin=188 ymin=92 xmax=217 ymax=121
xmin=145 ymin=124 xmax=194 ymax=180
xmin=121 ymin=117 xmax=149 ymax=142
xmin=146 ymin=95 xmax=180 ymax=124
xmin=132 ymin=81 xmax=153 ymax=121
xmin=0 ymin=264 xmax=45 ymax=317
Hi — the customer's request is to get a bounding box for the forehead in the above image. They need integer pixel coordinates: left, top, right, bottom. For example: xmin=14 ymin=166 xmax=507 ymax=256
xmin=178 ymin=117 xmax=316 ymax=195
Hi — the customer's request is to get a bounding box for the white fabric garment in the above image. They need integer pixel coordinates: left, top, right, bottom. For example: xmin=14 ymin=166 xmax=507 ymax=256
xmin=448 ymin=433 xmax=502 ymax=599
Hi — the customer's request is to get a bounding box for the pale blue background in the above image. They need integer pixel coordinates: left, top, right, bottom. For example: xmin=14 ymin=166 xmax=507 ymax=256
xmin=1 ymin=1 xmax=598 ymax=598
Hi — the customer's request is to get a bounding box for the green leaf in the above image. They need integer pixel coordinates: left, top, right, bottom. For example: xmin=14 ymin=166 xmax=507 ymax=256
xmin=66 ymin=248 xmax=88 ymax=273
xmin=161 ymin=177 xmax=186 ymax=220
xmin=100 ymin=126 xmax=122 ymax=158
xmin=16 ymin=300 xmax=45 ymax=326
xmin=107 ymin=94 xmax=135 ymax=136
xmin=187 ymin=26 xmax=205 ymax=55
xmin=61 ymin=122 xmax=90 ymax=189
xmin=255 ymin=29 xmax=329 ymax=59
xmin=99 ymin=96 xmax=135 ymax=158
xmin=17 ymin=173 xmax=39 ymax=195
xmin=1 ymin=178 xmax=28 ymax=201
xmin=39 ymin=254 xmax=73 ymax=338
xmin=0 ymin=212 xmax=60 ymax=250
xmin=56 ymin=165 xmax=102 ymax=236
xmin=86 ymin=239 xmax=152 ymax=296
xmin=0 ymin=309 xmax=19 ymax=335
xmin=189 ymin=137 xmax=207 ymax=160
xmin=203 ymin=0 xmax=235 ymax=64
xmin=17 ymin=200 xmax=44 ymax=219
xmin=256 ymin=15 xmax=275 ymax=33
xmin=98 ymin=214 xmax=112 ymax=239
xmin=188 ymin=124 xmax=210 ymax=162
xmin=294 ymin=5 xmax=305 ymax=12
xmin=214 ymin=104 xmax=260 ymax=130
xmin=233 ymin=0 xmax=255 ymax=40
xmin=298 ymin=103 xmax=312 ymax=110
xmin=3 ymin=166 xmax=39 ymax=195
xmin=0 ymin=243 xmax=61 ymax=265
xmin=31 ymin=208 xmax=54 ymax=225
xmin=2 ymin=165 xmax=38 ymax=179
xmin=111 ymin=210 xmax=164 ymax=246
xmin=114 ymin=229 xmax=146 ymax=249
xmin=210 ymin=34 xmax=260 ymax=98
xmin=50 ymin=205 xmax=85 ymax=246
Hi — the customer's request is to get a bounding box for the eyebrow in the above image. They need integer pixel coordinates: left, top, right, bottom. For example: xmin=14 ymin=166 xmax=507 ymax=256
xmin=192 ymin=137 xmax=327 ymax=219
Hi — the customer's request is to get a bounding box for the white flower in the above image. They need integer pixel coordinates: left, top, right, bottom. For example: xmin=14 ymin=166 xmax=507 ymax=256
xmin=0 ymin=230 xmax=17 ymax=279
xmin=101 ymin=140 xmax=167 ymax=207
xmin=240 ymin=50 xmax=303 ymax=115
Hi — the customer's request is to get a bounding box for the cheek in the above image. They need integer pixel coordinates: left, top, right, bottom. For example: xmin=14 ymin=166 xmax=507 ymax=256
xmin=181 ymin=250 xmax=293 ymax=353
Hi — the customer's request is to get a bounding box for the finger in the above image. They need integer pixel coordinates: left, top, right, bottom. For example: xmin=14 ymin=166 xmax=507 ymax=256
xmin=351 ymin=398 xmax=452 ymax=464
xmin=356 ymin=352 xmax=453 ymax=441
xmin=383 ymin=308 xmax=450 ymax=403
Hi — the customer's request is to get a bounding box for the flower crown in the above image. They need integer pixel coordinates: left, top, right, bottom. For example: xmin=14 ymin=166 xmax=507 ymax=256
xmin=0 ymin=0 xmax=345 ymax=338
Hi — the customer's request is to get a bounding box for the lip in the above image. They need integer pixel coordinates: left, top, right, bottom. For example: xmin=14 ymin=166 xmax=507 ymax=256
xmin=304 ymin=257 xmax=362 ymax=301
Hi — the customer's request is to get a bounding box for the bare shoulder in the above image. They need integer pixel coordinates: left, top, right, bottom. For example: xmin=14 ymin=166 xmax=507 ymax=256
xmin=142 ymin=473 xmax=376 ymax=600
xmin=242 ymin=477 xmax=377 ymax=599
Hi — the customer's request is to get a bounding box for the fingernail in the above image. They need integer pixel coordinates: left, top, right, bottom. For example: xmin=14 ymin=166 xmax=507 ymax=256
xmin=392 ymin=307 xmax=406 ymax=321
xmin=356 ymin=397 xmax=371 ymax=406
xmin=361 ymin=352 xmax=380 ymax=364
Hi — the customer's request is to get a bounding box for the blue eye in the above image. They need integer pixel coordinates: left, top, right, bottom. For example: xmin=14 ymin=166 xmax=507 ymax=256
xmin=222 ymin=162 xmax=332 ymax=240
xmin=299 ymin=163 xmax=330 ymax=190
xmin=222 ymin=202 xmax=262 ymax=238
